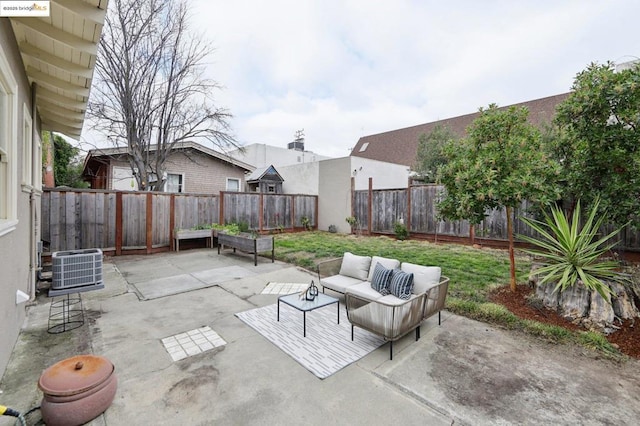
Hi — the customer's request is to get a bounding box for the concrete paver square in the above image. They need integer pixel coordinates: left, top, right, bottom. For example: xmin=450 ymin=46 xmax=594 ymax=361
xmin=161 ymin=326 xmax=226 ymax=362
xmin=191 ymin=265 xmax=256 ymax=284
xmin=133 ymin=273 xmax=209 ymax=300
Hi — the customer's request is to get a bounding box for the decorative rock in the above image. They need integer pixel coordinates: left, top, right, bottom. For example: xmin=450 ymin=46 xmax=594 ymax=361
xmin=539 ymin=281 xmax=560 ymax=310
xmin=559 ymin=282 xmax=590 ymax=319
xmin=588 ymin=290 xmax=615 ymax=331
xmin=609 ymin=280 xmax=640 ymax=320
xmin=528 ymin=265 xmax=640 ymax=333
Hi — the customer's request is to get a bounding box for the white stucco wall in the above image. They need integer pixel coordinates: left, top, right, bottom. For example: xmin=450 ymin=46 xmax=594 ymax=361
xmin=0 ymin=19 xmax=37 ymax=378
xmin=228 ymin=143 xmax=330 ymax=168
xmin=350 ymin=157 xmax=410 ymax=190
xmin=278 ymin=162 xmax=320 ymax=195
xmin=279 ymin=156 xmax=410 ymax=233
xmin=318 ymin=157 xmax=353 ymax=233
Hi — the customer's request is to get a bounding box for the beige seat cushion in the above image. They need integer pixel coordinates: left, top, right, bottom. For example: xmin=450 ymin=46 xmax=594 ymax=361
xmin=345 ymin=281 xmax=384 ymax=301
xmin=377 ymin=293 xmax=420 ymax=306
xmin=320 ymin=274 xmax=363 ymax=294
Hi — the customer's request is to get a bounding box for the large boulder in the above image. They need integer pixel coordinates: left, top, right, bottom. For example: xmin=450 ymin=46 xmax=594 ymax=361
xmin=530 ymin=267 xmax=640 ymax=333
xmin=559 ymin=281 xmax=590 ymax=319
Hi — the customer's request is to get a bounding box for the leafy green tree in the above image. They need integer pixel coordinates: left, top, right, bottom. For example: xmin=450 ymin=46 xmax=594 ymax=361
xmin=438 ymin=104 xmax=561 ymax=290
xmin=53 ymin=135 xmax=88 ymax=188
xmin=553 ymin=61 xmax=640 ymax=228
xmin=413 ymin=125 xmax=455 ymax=183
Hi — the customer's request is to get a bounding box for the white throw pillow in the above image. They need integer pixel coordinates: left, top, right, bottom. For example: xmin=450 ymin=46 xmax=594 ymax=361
xmin=339 ymin=252 xmax=372 ymax=281
xmin=400 ymin=263 xmax=441 ymax=294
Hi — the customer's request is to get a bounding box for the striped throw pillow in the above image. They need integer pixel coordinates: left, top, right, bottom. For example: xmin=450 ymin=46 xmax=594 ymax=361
xmin=389 ymin=269 xmax=414 ymax=300
xmin=370 ymin=263 xmax=392 ymax=295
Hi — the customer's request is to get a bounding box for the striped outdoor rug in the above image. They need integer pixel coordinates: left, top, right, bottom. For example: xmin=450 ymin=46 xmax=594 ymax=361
xmin=235 ymin=303 xmax=385 ymax=379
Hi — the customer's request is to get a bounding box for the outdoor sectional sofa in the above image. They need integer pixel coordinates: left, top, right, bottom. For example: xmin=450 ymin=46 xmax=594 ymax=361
xmin=317 ymin=252 xmax=449 ymax=359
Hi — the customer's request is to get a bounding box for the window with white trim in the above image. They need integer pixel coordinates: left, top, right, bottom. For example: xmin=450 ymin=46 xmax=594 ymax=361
xmin=226 ymin=178 xmax=240 ymax=192
xmin=0 ymin=46 xmax=18 ymax=234
xmin=22 ymin=104 xmax=33 ymax=189
xmin=165 ymin=173 xmax=184 ymax=193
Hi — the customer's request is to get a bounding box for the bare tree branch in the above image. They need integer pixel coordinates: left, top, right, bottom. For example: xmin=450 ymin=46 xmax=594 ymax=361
xmin=88 ymin=0 xmax=238 ymax=191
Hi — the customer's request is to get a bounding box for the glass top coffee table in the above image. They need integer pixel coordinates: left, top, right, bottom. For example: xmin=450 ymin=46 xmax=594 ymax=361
xmin=277 ymin=292 xmax=339 ymax=337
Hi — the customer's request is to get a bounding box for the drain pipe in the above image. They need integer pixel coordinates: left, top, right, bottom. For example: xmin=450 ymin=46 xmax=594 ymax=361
xmin=28 ymin=82 xmax=38 ymax=302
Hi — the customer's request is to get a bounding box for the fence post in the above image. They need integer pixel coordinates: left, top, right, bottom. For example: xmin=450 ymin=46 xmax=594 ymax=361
xmin=314 ymin=195 xmax=318 ymax=230
xmin=115 ymin=192 xmax=123 ymax=255
xmin=169 ymin=194 xmax=176 ymax=251
xmin=406 ymin=179 xmax=412 ymax=238
xmin=146 ymin=192 xmax=153 ymax=254
xmin=259 ymin=192 xmax=264 ymax=232
xmin=219 ymin=191 xmax=225 ymax=225
xmin=350 ymin=177 xmax=355 ymax=234
xmin=368 ymin=177 xmax=373 ymax=235
xmin=291 ymin=194 xmax=296 ymax=231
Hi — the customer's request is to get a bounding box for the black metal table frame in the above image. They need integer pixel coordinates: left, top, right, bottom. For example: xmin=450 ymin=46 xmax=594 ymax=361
xmin=277 ymin=294 xmax=340 ymax=337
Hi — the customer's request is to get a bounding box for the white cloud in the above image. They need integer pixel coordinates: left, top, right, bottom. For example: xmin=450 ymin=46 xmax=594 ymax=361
xmin=84 ymin=0 xmax=640 ymax=159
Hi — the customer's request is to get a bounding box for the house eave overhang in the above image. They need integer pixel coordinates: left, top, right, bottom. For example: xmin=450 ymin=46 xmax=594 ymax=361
xmin=9 ymin=0 xmax=109 ymax=140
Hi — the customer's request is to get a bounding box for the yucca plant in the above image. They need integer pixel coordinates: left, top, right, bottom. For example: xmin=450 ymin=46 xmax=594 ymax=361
xmin=518 ymin=199 xmax=626 ymax=302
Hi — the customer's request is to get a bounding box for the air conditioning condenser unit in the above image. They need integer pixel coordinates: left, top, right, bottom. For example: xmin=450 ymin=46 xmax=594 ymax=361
xmin=50 ymin=248 xmax=104 ymax=296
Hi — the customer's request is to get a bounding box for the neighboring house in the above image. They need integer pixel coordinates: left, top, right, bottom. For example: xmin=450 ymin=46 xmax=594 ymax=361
xmin=82 ymin=141 xmax=254 ymax=194
xmin=0 ymin=2 xmax=107 ymax=378
xmin=246 ymin=165 xmax=284 ymax=193
xmin=278 ymin=156 xmax=412 ymax=233
xmin=351 ymin=93 xmax=570 ymax=167
xmin=227 ymin=142 xmax=331 ymax=169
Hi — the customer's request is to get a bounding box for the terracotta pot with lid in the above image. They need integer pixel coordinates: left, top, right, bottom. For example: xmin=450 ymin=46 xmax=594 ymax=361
xmin=38 ymin=354 xmax=117 ymax=426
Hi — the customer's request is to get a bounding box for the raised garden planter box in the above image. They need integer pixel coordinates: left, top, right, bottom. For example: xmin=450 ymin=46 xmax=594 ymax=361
xmin=217 ymin=233 xmax=274 ymax=266
xmin=173 ymin=229 xmax=213 ymax=252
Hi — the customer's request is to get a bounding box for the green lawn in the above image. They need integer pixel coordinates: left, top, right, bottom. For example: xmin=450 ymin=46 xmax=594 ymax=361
xmin=274 ymin=231 xmax=530 ymax=302
xmin=273 ymin=231 xmax=621 ymax=358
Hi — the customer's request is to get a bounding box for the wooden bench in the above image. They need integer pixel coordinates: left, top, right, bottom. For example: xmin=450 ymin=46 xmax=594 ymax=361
xmin=173 ymin=229 xmax=213 ymax=252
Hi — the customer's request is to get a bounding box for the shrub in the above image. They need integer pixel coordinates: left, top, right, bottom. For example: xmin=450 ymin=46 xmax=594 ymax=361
xmin=301 ymin=216 xmax=312 ymax=230
xmin=394 ymin=221 xmax=409 ymax=240
xmin=345 ymin=216 xmax=358 ymax=227
xmin=518 ymin=198 xmax=627 ymax=302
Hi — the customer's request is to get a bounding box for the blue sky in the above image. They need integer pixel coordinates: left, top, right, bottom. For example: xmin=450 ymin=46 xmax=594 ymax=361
xmin=85 ymin=0 xmax=640 ymax=158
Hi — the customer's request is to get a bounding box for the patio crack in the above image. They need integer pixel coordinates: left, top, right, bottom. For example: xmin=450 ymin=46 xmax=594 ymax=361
xmin=371 ymin=371 xmax=460 ymax=425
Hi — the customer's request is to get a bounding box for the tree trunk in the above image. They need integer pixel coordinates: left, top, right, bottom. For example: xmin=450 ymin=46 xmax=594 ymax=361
xmin=506 ymin=206 xmax=516 ymax=291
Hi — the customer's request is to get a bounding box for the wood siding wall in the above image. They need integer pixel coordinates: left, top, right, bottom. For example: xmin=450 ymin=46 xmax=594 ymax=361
xmin=42 ymin=189 xmax=317 ymax=254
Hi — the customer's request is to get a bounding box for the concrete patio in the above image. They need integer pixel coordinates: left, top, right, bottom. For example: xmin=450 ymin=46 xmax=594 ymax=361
xmin=1 ymin=249 xmax=639 ymax=425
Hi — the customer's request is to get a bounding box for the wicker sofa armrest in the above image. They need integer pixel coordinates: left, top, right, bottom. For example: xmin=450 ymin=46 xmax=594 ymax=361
xmin=423 ymin=276 xmax=449 ymax=320
xmin=316 ymin=257 xmax=343 ymax=280
xmin=345 ymin=292 xmax=426 ymax=341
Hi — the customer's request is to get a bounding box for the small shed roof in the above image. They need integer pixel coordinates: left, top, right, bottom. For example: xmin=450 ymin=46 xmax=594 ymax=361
xmin=246 ymin=165 xmax=284 ymax=183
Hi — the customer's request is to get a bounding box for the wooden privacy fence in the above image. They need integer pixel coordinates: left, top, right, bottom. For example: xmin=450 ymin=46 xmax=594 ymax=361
xmin=353 ymin=182 xmax=640 ymax=252
xmin=221 ymin=192 xmax=317 ymax=231
xmin=42 ymin=189 xmax=317 ymax=254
